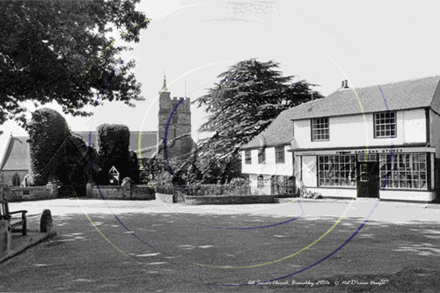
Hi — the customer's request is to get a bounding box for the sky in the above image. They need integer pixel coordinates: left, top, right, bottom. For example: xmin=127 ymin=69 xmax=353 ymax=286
xmin=1 ymin=0 xmax=440 ymax=156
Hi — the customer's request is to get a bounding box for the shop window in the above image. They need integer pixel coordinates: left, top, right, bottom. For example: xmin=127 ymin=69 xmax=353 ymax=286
xmin=275 ymin=146 xmax=285 ymax=164
xmin=12 ymin=173 xmax=20 ymax=186
xmin=245 ymin=150 xmax=252 ymax=164
xmin=318 ymin=155 xmax=357 ymax=187
xmin=358 ymin=154 xmax=378 ymax=162
xmin=258 ymin=149 xmax=266 ymax=164
xmin=379 ymin=153 xmax=427 ymax=189
xmin=311 ymin=117 xmax=329 ymax=141
xmin=374 ymin=111 xmax=396 ymax=138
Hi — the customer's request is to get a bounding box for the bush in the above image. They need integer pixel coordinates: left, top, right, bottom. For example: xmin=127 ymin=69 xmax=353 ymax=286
xmin=96 ymin=124 xmax=138 ymax=184
xmin=28 ymin=108 xmax=71 ymax=185
xmin=179 ymin=181 xmax=251 ymax=197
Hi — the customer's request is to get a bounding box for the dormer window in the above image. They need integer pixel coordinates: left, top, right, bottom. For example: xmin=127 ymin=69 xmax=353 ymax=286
xmin=374 ymin=111 xmax=396 ymax=138
xmin=311 ymin=117 xmax=329 ymax=141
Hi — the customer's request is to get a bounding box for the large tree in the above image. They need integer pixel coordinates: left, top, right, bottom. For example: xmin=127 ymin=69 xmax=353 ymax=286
xmin=194 ymin=59 xmax=324 ymax=161
xmin=0 ymin=0 xmax=149 ymax=134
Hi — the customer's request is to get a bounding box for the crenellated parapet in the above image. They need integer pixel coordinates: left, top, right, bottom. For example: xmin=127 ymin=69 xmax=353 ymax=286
xmin=157 ymin=75 xmax=192 ymax=142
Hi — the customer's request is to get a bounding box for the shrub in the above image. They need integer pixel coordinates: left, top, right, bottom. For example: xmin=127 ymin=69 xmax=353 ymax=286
xmin=28 ymin=108 xmax=71 ymax=185
xmin=96 ymin=124 xmax=138 ymax=184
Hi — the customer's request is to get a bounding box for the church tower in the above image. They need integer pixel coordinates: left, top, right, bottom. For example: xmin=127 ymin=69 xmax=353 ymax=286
xmin=158 ymin=75 xmax=192 ymax=142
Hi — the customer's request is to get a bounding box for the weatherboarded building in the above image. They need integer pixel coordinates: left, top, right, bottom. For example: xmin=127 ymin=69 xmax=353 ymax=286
xmin=241 ymin=76 xmax=440 ymax=202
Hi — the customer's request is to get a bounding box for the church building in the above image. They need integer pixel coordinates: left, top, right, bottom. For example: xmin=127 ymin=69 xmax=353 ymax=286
xmin=0 ymin=76 xmax=196 ymax=186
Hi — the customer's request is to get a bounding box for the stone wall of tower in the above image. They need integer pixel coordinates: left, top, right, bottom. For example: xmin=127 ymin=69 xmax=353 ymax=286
xmin=158 ymin=92 xmax=192 ymax=141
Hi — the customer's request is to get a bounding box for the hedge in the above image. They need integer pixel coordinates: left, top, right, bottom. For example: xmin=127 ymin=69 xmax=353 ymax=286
xmin=28 ymin=108 xmax=71 ymax=186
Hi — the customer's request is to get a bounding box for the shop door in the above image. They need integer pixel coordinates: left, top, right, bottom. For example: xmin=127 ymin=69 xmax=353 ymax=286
xmin=357 ymin=162 xmax=379 ymax=198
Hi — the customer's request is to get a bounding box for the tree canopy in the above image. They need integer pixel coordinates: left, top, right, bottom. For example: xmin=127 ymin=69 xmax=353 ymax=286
xmin=193 ymin=59 xmax=324 ymax=161
xmin=0 ymin=0 xmax=150 ymax=135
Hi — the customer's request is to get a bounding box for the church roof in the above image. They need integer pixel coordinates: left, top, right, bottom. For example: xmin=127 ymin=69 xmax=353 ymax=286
xmin=72 ymin=131 xmax=158 ymax=152
xmin=0 ymin=131 xmax=159 ymax=171
xmin=0 ymin=136 xmax=30 ymax=171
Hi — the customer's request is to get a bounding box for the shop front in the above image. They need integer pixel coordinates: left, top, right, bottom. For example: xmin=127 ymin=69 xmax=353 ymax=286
xmin=293 ymin=147 xmax=437 ymax=202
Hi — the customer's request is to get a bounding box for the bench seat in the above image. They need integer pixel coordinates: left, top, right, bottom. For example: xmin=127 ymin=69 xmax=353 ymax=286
xmin=0 ymin=200 xmax=27 ymax=236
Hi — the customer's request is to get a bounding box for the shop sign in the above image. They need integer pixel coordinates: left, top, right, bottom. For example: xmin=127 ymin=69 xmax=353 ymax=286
xmin=354 ymin=149 xmax=403 ymax=154
xmin=296 ymin=147 xmax=433 ymax=156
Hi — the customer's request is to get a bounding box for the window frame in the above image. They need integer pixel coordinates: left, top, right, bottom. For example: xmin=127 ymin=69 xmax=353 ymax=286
xmin=374 ymin=111 xmax=397 ymax=139
xmin=311 ymin=117 xmax=330 ymax=142
xmin=12 ymin=173 xmax=20 ymax=187
xmin=275 ymin=146 xmax=285 ymax=164
xmin=379 ymin=153 xmax=428 ymax=190
xmin=317 ymin=155 xmax=357 ymax=188
xmin=258 ymin=148 xmax=266 ymax=164
xmin=245 ymin=150 xmax=252 ymax=165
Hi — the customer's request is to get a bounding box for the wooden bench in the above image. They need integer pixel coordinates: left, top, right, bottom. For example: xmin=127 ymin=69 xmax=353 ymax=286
xmin=0 ymin=199 xmax=27 ymax=236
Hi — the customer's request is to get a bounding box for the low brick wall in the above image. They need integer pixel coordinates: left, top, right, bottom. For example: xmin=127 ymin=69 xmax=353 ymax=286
xmin=86 ymin=184 xmax=155 ymax=200
xmin=184 ymin=195 xmax=279 ymax=205
xmin=4 ymin=183 xmax=57 ymax=202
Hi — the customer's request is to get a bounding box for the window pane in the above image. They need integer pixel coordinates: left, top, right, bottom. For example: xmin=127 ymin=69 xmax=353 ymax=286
xmin=375 ymin=111 xmax=396 ymax=137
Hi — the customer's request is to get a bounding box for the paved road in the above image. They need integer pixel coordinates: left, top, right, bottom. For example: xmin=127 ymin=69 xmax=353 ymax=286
xmin=1 ymin=198 xmax=440 ymax=292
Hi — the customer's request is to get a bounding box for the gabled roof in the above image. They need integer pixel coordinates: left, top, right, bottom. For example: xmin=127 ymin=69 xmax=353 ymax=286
xmin=289 ymin=75 xmax=440 ymax=120
xmin=240 ymin=75 xmax=440 ymax=150
xmin=0 ymin=136 xmax=30 ymax=171
xmin=241 ymin=99 xmax=320 ymax=150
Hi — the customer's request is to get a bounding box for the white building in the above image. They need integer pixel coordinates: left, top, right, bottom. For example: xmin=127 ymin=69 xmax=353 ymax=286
xmin=240 ymin=102 xmax=306 ymax=195
xmin=241 ymin=76 xmax=440 ymax=202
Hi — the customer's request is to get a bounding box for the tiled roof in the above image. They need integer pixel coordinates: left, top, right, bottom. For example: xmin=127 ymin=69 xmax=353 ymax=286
xmin=73 ymin=131 xmax=158 ymax=151
xmin=137 ymin=145 xmax=157 ymax=159
xmin=289 ymin=75 xmax=440 ymax=120
xmin=240 ymin=75 xmax=440 ymax=150
xmin=241 ymin=99 xmax=320 ymax=150
xmin=0 ymin=136 xmax=30 ymax=171
xmin=128 ymin=131 xmax=158 ymax=152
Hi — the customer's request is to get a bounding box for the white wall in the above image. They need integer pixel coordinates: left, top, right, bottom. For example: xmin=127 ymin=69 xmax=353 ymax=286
xmin=301 ymin=156 xmax=317 ymax=187
xmin=292 ymin=109 xmax=427 ymax=149
xmin=241 ymin=145 xmax=293 ymax=176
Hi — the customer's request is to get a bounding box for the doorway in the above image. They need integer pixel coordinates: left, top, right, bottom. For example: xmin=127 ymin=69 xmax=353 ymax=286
xmin=357 ymin=162 xmax=379 ymax=198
